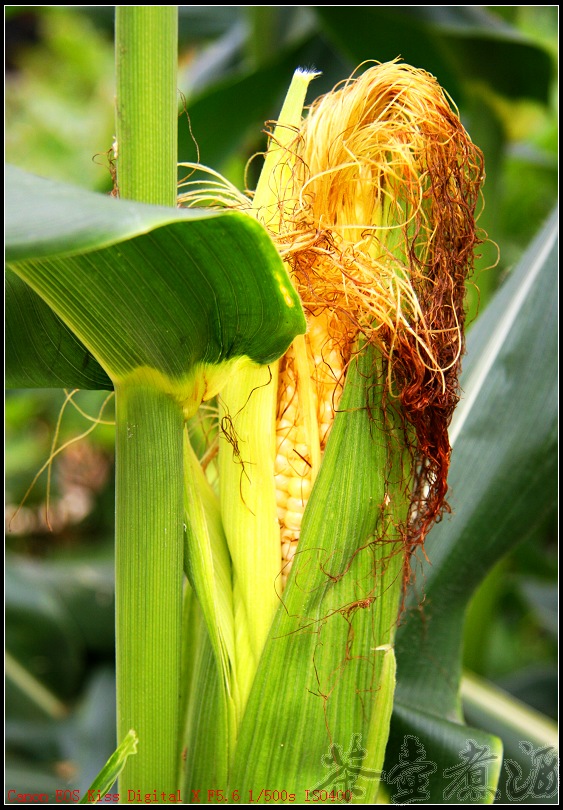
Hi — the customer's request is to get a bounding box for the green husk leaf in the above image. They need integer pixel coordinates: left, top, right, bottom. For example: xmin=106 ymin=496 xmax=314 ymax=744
xmin=179 ymin=584 xmax=231 ymax=791
xmin=181 ymin=432 xmax=237 ymax=781
xmin=183 ymin=434 xmax=235 ymax=682
xmin=226 ymin=343 xmax=408 ymax=801
xmin=363 ymin=645 xmax=397 ymax=803
xmin=216 ymin=68 xmax=318 ymax=712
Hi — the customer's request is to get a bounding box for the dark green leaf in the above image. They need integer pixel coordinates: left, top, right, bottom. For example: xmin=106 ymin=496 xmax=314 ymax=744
xmin=316 ymin=7 xmax=553 ymax=104
xmin=6 ymin=270 xmax=112 ymax=390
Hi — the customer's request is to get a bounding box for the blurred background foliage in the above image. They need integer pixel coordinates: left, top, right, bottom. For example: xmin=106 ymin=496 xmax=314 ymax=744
xmin=5 ymin=5 xmax=557 ymax=801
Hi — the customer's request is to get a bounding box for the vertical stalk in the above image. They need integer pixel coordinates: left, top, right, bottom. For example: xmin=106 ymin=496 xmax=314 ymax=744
xmin=113 ymin=7 xmax=182 ymax=799
xmin=115 ymin=383 xmax=184 ymax=798
xmin=115 ymin=6 xmax=178 ymax=206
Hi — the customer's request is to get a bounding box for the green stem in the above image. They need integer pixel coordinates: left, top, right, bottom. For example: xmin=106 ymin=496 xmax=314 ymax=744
xmin=115 ymin=384 xmax=184 ymax=799
xmin=113 ymin=8 xmax=181 ymax=799
xmin=115 ymin=6 xmax=178 ymax=205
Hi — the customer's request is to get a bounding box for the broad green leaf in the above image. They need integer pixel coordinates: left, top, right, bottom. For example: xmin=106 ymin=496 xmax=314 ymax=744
xmin=224 ymin=345 xmax=408 ymax=802
xmin=6 ymin=165 xmax=305 ymax=404
xmin=387 ymin=706 xmax=503 ymax=805
xmin=316 ymin=6 xmax=553 ymax=105
xmin=386 ymin=210 xmax=558 ymax=801
xmin=6 ymin=269 xmax=112 ymax=390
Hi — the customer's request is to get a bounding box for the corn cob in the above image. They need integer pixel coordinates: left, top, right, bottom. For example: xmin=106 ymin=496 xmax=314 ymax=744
xmin=275 ymin=312 xmax=346 ymax=587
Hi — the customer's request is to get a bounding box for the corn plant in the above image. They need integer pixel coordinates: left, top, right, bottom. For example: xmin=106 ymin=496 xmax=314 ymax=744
xmin=6 ymin=6 xmax=557 ymax=804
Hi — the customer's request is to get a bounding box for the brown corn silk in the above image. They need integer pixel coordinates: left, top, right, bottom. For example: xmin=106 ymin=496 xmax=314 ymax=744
xmin=180 ymin=60 xmax=484 ymax=588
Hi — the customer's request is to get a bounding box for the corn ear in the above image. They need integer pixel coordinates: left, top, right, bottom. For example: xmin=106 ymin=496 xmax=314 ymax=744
xmin=180 ymin=60 xmax=484 ymax=799
xmin=228 ymin=60 xmax=483 ymax=797
xmin=276 ymin=311 xmax=345 ymax=587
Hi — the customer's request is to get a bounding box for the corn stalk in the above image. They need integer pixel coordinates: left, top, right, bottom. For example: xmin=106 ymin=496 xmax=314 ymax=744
xmin=112 ymin=8 xmax=182 ymax=796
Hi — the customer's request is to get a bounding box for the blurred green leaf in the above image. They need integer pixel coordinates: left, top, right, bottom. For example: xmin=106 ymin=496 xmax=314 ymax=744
xmin=178 ymin=6 xmax=243 ymax=43
xmin=4 ymin=766 xmax=66 ymax=805
xmin=462 ymin=673 xmax=558 ymax=804
xmin=33 ymin=558 xmax=115 ymax=654
xmin=6 ymin=559 xmax=85 ymax=701
xmin=178 ymin=33 xmax=351 ymax=175
xmin=316 ymin=6 xmax=553 ymax=104
xmin=495 ymin=666 xmax=558 ymax=722
xmin=517 ymin=579 xmax=558 ymax=638
xmin=69 ymin=668 xmax=117 ymax=794
xmin=6 ymin=668 xmax=116 ymax=800
xmin=5 ymin=7 xmax=115 ymax=190
xmin=499 ymin=149 xmax=558 ymax=263
xmin=5 ymin=551 xmax=116 ymax=704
